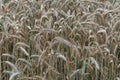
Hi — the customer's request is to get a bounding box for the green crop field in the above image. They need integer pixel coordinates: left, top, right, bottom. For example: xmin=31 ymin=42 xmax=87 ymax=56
xmin=1 ymin=0 xmax=120 ymax=80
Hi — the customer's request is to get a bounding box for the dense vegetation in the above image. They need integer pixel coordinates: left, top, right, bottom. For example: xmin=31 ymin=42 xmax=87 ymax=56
xmin=1 ymin=0 xmax=120 ymax=80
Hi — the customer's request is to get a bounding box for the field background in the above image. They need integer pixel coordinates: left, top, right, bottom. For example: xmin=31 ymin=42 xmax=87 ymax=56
xmin=1 ymin=0 xmax=120 ymax=80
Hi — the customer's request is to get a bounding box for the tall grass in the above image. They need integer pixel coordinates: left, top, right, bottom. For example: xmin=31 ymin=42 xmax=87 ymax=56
xmin=1 ymin=0 xmax=120 ymax=80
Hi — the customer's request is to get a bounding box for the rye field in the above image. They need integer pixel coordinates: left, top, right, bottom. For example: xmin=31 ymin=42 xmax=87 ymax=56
xmin=1 ymin=0 xmax=120 ymax=80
